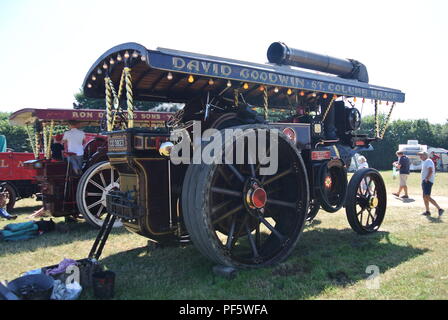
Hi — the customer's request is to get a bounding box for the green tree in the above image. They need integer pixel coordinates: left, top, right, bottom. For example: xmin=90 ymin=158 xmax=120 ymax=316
xmin=74 ymin=90 xmax=162 ymax=111
xmin=358 ymin=116 xmax=448 ymax=170
xmin=0 ymin=113 xmax=32 ymax=152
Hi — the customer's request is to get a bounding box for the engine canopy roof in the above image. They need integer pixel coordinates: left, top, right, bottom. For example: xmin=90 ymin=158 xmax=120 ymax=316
xmin=82 ymin=42 xmax=405 ymax=107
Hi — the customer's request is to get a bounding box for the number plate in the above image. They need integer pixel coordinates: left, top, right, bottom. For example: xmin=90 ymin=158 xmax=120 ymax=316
xmin=108 ymin=134 xmax=128 ymax=152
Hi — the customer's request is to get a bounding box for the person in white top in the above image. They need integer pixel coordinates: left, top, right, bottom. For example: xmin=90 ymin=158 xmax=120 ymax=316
xmin=357 ymin=156 xmax=369 ymax=192
xmin=62 ymin=121 xmax=87 ymax=175
xmin=357 ymin=156 xmax=369 ymax=170
xmin=418 ymin=151 xmax=444 ymax=217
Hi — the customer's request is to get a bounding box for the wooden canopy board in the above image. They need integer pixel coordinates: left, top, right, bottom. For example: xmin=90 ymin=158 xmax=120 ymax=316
xmin=9 ymin=108 xmax=171 ymax=128
xmin=82 ymin=42 xmax=405 ymax=106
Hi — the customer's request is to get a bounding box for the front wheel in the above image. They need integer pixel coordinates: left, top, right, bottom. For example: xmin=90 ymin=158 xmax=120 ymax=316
xmin=345 ymin=168 xmax=386 ymax=234
xmin=76 ymin=161 xmax=122 ymax=228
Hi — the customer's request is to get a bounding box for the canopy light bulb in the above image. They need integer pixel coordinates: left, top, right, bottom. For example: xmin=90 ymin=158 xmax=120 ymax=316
xmin=97 ymin=69 xmax=102 ymax=75
xmin=243 ymin=83 xmax=249 ymax=90
xmin=188 ymin=75 xmax=194 ymax=83
xmin=312 ymin=92 xmax=317 ymax=97
xmin=132 ymin=51 xmax=139 ymax=58
xmin=227 ymin=80 xmax=232 ymax=87
xmin=103 ymin=62 xmax=108 ymax=69
xmin=208 ymin=78 xmax=214 ymax=85
xmin=167 ymin=72 xmax=173 ymax=80
xmin=274 ymin=87 xmax=279 ymax=93
xmin=87 ymin=83 xmax=92 ymax=88
xmin=117 ymin=54 xmax=122 ymax=61
xmin=141 ymin=55 xmax=147 ymax=61
xmin=362 ymin=98 xmax=366 ymax=103
xmin=300 ymin=91 xmax=305 ymax=96
xmin=259 ymin=85 xmax=265 ymax=91
xmin=353 ymin=97 xmax=357 ymax=103
xmin=323 ymin=93 xmax=328 ymax=99
xmin=92 ymin=75 xmax=97 ymax=81
xmin=110 ymin=58 xmax=115 ymax=65
xmin=287 ymin=88 xmax=292 ymax=95
xmin=124 ymin=51 xmax=130 ymax=59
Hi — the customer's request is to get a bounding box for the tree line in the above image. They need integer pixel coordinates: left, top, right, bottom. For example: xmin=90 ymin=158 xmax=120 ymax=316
xmin=359 ymin=115 xmax=448 ymax=170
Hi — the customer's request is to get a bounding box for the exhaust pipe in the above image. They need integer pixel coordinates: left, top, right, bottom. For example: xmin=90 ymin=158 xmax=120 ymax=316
xmin=267 ymin=42 xmax=369 ymax=83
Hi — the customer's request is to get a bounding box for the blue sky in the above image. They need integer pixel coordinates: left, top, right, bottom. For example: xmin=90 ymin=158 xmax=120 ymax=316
xmin=0 ymin=0 xmax=447 ymax=123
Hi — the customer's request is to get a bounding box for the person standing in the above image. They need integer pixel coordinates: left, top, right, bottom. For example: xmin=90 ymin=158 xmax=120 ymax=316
xmin=357 ymin=155 xmax=369 ymax=170
xmin=358 ymin=156 xmax=369 ymax=192
xmin=418 ymin=151 xmax=444 ymax=217
xmin=392 ymin=150 xmax=410 ymax=199
xmin=62 ymin=121 xmax=86 ymax=175
xmin=0 ymin=184 xmax=17 ymax=220
xmin=51 ymin=134 xmax=65 ymax=161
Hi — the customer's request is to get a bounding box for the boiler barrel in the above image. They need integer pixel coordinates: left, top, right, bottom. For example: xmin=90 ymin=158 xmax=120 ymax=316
xmin=267 ymin=42 xmax=368 ymax=82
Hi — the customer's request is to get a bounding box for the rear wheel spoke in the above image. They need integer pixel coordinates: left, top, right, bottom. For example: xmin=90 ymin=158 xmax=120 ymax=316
xmin=255 ymin=223 xmax=261 ymax=250
xmin=226 ymin=164 xmax=245 ymax=183
xmin=234 ymin=215 xmax=249 ymax=242
xmin=248 ymin=153 xmax=256 ymax=178
xmin=245 ymin=223 xmax=260 ymax=259
xmin=262 ymin=168 xmax=293 ymax=186
xmin=218 ymin=166 xmax=234 ymax=187
xmin=212 ymin=205 xmax=244 ymax=225
xmin=212 ymin=199 xmax=234 ymax=214
xmin=259 ymin=216 xmax=286 ymax=242
xmin=266 ymin=199 xmax=296 ymax=209
xmin=225 ymin=215 xmax=237 ymax=250
xmin=211 ymin=187 xmax=242 ymax=198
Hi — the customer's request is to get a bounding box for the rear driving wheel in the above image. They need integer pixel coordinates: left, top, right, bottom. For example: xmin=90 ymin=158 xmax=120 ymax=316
xmin=345 ymin=168 xmax=386 ymax=234
xmin=182 ymin=125 xmax=309 ymax=268
xmin=77 ymin=161 xmax=122 ymax=228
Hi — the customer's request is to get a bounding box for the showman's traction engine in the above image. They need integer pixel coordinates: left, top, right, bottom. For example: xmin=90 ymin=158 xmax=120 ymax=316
xmin=81 ymin=41 xmax=404 ymax=268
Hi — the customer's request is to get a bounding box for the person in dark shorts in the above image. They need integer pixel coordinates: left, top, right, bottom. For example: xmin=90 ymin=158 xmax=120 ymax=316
xmin=392 ymin=150 xmax=410 ymax=198
xmin=418 ymin=151 xmax=444 ymax=217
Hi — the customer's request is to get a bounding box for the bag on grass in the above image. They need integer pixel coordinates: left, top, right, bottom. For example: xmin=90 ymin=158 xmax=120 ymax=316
xmin=1 ymin=221 xmax=39 ymax=241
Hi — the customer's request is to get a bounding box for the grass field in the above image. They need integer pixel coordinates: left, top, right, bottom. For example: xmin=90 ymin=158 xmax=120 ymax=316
xmin=1 ymin=171 xmax=447 ymax=299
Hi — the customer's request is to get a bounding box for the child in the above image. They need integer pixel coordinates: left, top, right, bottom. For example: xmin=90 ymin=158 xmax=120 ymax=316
xmin=0 ymin=190 xmax=17 ymax=220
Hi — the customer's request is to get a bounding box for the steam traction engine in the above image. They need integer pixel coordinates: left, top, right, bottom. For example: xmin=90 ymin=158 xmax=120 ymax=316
xmin=82 ymin=42 xmax=405 ymax=267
